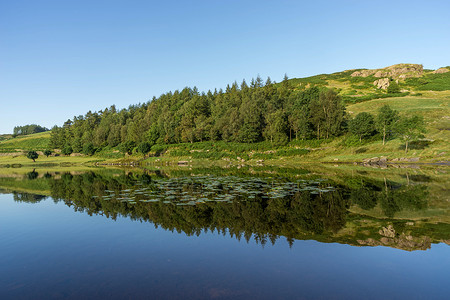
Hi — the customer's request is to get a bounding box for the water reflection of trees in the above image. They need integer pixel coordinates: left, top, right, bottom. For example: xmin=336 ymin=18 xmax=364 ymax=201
xmin=44 ymin=172 xmax=352 ymax=246
xmin=13 ymin=192 xmax=47 ymax=203
xmin=6 ymin=171 xmax=431 ymax=247
xmin=350 ymin=179 xmax=428 ymax=217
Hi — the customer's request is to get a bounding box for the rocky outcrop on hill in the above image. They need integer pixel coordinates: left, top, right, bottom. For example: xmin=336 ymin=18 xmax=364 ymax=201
xmin=433 ymin=67 xmax=449 ymax=74
xmin=373 ymin=78 xmax=390 ymax=90
xmin=351 ymin=69 xmax=375 ymax=77
xmin=351 ymin=63 xmax=423 ymax=79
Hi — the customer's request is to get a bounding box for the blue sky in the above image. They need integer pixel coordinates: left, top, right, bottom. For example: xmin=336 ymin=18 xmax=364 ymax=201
xmin=1 ymin=0 xmax=449 ymax=134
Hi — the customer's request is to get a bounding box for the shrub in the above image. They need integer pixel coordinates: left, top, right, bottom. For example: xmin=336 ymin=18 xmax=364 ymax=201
xmin=137 ymin=142 xmax=152 ymax=156
xmin=387 ymin=81 xmax=401 ymax=93
xmin=27 ymin=151 xmax=39 ymax=162
xmin=82 ymin=143 xmax=96 ymax=156
xmin=43 ymin=149 xmax=52 ymax=157
xmin=62 ymin=145 xmax=73 ymax=156
xmin=119 ymin=141 xmax=136 ymax=155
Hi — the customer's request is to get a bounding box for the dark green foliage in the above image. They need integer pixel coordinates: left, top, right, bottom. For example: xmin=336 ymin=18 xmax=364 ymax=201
xmin=72 ymin=138 xmax=83 ymax=153
xmin=288 ymin=87 xmax=319 ymax=140
xmin=349 ymin=112 xmax=375 ymax=142
xmin=119 ymin=141 xmax=136 ymax=155
xmin=376 ymin=105 xmax=399 ymax=145
xmin=387 ymin=81 xmax=401 ymax=93
xmin=264 ymin=110 xmax=289 ymax=145
xmin=395 ymin=115 xmax=426 ymax=153
xmin=380 ymin=185 xmax=428 ymax=218
xmin=43 ymin=149 xmax=52 ymax=157
xmin=82 ymin=143 xmax=96 ymax=156
xmin=45 ymin=171 xmax=350 ymax=241
xmin=49 ymin=78 xmax=350 ymax=151
xmin=309 ymin=89 xmax=346 ymax=139
xmin=26 ymin=150 xmax=39 ymax=162
xmin=62 ymin=145 xmax=73 ymax=156
xmin=26 ymin=170 xmax=39 ymax=180
xmin=405 ymin=71 xmax=450 ymax=91
xmin=351 ymin=187 xmax=378 ymax=210
xmin=137 ymin=142 xmax=152 ymax=156
xmin=13 ymin=124 xmax=48 ymax=137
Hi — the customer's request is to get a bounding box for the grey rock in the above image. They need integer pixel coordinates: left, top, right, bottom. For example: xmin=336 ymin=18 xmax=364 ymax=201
xmin=373 ymin=78 xmax=390 ymax=90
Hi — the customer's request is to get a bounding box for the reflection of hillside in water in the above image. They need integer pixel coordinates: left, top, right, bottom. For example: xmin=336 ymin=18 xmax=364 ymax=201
xmin=1 ymin=169 xmax=449 ymax=251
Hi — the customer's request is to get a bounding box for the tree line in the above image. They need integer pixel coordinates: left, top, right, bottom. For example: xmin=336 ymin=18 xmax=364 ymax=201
xmin=348 ymin=105 xmax=426 ymax=153
xmin=48 ymin=76 xmax=425 ymax=155
xmin=13 ymin=124 xmax=48 ymax=137
xmin=49 ymin=78 xmax=346 ymax=152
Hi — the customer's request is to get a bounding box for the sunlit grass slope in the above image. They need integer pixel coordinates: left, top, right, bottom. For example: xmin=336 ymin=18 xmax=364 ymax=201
xmin=0 ymin=131 xmax=51 ymax=152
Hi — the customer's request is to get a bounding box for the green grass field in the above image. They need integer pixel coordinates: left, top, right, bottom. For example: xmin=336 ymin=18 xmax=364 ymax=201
xmin=0 ymin=154 xmax=105 ymax=168
xmin=0 ymin=131 xmax=51 ymax=151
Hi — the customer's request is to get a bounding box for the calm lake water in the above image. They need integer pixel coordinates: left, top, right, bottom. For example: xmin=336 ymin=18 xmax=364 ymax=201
xmin=0 ymin=166 xmax=449 ymax=299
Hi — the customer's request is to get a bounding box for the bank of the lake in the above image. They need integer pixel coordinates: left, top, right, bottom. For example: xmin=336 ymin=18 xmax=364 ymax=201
xmin=1 ymin=132 xmax=449 ymax=168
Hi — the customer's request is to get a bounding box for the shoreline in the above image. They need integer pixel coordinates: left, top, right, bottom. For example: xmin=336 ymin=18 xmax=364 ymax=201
xmin=0 ymin=153 xmax=448 ymax=170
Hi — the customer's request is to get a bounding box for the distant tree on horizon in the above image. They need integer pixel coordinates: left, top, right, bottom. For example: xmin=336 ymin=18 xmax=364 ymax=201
xmin=13 ymin=124 xmax=49 ymax=137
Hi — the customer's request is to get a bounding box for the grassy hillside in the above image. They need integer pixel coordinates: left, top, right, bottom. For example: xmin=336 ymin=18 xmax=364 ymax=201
xmin=0 ymin=134 xmax=13 ymax=142
xmin=0 ymin=131 xmax=51 ymax=152
xmin=0 ymin=64 xmax=448 ymax=165
xmin=347 ymin=93 xmax=449 ymax=141
xmin=284 ymin=64 xmax=450 ymax=103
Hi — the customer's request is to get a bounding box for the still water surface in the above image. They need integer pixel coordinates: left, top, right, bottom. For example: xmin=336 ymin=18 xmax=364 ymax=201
xmin=0 ymin=167 xmax=449 ymax=299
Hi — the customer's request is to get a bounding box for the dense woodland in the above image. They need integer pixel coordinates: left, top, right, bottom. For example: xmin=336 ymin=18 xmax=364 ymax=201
xmin=48 ymin=76 xmax=422 ymax=154
xmin=51 ymin=77 xmax=345 ymax=152
xmin=49 ymin=78 xmax=346 ymax=151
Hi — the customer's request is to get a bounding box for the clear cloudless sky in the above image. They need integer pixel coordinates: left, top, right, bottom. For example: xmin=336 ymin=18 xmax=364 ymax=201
xmin=1 ymin=0 xmax=449 ymax=134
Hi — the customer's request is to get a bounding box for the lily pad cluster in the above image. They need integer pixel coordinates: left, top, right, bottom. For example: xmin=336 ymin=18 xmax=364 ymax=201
xmin=95 ymin=176 xmax=335 ymax=206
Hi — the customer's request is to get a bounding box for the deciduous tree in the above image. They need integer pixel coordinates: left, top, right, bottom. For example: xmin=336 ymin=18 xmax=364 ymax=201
xmin=349 ymin=112 xmax=375 ymax=142
xmin=376 ymin=105 xmax=399 ymax=145
xmin=27 ymin=151 xmax=39 ymax=162
xmin=43 ymin=149 xmax=52 ymax=157
xmin=395 ymin=115 xmax=426 ymax=153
